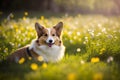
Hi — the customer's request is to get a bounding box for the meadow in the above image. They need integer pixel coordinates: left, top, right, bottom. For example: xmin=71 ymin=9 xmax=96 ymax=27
xmin=0 ymin=12 xmax=120 ymax=80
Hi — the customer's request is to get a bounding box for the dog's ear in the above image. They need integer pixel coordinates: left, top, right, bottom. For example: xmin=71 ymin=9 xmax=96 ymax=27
xmin=35 ymin=22 xmax=44 ymax=38
xmin=53 ymin=22 xmax=63 ymax=37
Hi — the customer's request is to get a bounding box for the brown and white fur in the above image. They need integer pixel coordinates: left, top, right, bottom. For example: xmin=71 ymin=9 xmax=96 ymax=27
xmin=7 ymin=22 xmax=65 ymax=63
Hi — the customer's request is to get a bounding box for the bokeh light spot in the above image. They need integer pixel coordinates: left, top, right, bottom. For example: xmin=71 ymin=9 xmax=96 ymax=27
xmin=30 ymin=63 xmax=38 ymax=71
xmin=18 ymin=57 xmax=25 ymax=64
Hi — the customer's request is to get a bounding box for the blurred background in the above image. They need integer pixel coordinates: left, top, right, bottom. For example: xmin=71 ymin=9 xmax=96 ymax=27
xmin=0 ymin=0 xmax=120 ymax=15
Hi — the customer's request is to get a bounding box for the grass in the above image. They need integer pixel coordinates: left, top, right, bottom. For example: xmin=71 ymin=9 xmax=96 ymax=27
xmin=0 ymin=12 xmax=120 ymax=80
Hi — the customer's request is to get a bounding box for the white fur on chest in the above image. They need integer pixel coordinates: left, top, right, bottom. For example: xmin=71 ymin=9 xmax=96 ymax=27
xmin=29 ymin=40 xmax=65 ymax=62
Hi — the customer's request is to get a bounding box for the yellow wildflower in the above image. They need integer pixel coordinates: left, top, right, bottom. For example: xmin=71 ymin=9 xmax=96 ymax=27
xmin=29 ymin=28 xmax=34 ymax=32
xmin=18 ymin=57 xmax=25 ymax=64
xmin=19 ymin=27 xmax=24 ymax=31
xmin=67 ymin=73 xmax=76 ymax=80
xmin=91 ymin=57 xmax=100 ymax=63
xmin=16 ymin=28 xmax=19 ymax=32
xmin=24 ymin=12 xmax=28 ymax=16
xmin=13 ymin=24 xmax=18 ymax=29
xmin=30 ymin=63 xmax=38 ymax=71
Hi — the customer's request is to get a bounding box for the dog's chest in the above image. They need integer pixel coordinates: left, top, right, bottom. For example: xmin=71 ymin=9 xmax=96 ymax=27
xmin=36 ymin=45 xmax=64 ymax=62
xmin=40 ymin=45 xmax=60 ymax=55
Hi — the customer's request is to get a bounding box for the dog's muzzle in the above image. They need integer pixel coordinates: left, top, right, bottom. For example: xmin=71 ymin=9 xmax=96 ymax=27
xmin=47 ymin=39 xmax=54 ymax=47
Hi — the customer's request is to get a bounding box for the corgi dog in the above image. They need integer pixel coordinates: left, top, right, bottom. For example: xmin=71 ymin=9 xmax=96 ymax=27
xmin=7 ymin=22 xmax=65 ymax=63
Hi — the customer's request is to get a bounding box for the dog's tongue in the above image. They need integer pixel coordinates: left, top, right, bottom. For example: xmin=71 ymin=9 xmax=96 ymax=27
xmin=48 ymin=43 xmax=53 ymax=47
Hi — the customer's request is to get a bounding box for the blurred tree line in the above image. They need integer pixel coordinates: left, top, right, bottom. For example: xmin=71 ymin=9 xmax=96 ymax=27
xmin=0 ymin=0 xmax=120 ymax=15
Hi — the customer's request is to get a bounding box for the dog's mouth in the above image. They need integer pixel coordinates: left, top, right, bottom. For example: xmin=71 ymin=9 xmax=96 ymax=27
xmin=47 ymin=43 xmax=54 ymax=47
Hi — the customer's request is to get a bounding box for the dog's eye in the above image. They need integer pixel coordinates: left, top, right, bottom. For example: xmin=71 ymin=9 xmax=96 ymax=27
xmin=52 ymin=34 xmax=55 ymax=36
xmin=44 ymin=34 xmax=48 ymax=36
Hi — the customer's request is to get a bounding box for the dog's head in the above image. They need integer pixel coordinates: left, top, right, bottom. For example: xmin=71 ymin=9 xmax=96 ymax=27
xmin=35 ymin=22 xmax=63 ymax=47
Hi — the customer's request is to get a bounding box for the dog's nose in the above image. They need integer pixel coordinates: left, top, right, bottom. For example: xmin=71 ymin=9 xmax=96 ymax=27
xmin=49 ymin=40 xmax=53 ymax=43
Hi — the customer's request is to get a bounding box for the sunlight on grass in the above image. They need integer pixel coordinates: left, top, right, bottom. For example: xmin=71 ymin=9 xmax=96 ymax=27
xmin=80 ymin=60 xmax=85 ymax=64
xmin=42 ymin=63 xmax=47 ymax=69
xmin=0 ymin=13 xmax=120 ymax=80
xmin=93 ymin=73 xmax=103 ymax=80
xmin=99 ymin=48 xmax=105 ymax=54
xmin=22 ymin=17 xmax=26 ymax=21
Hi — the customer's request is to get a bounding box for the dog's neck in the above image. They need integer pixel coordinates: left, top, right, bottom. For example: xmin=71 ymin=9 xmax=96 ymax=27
xmin=29 ymin=39 xmax=44 ymax=57
xmin=27 ymin=46 xmax=40 ymax=60
xmin=30 ymin=48 xmax=39 ymax=57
